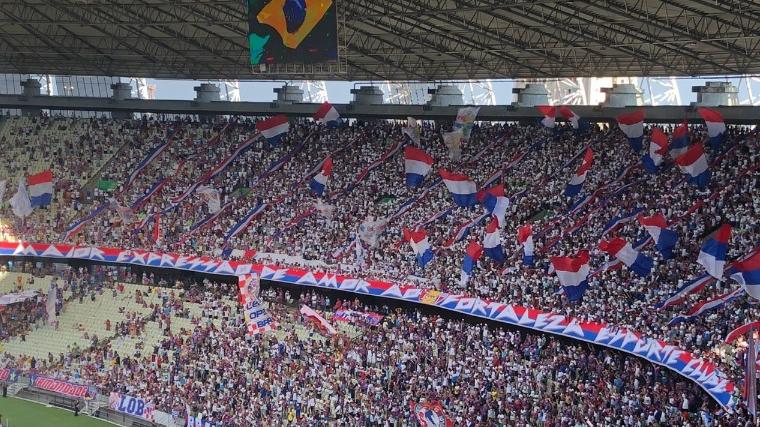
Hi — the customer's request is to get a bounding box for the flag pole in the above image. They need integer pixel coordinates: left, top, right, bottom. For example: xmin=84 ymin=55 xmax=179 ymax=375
xmin=748 ymin=328 xmax=757 ymax=422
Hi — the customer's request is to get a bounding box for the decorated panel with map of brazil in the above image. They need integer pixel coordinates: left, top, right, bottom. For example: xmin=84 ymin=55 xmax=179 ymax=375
xmin=248 ymin=0 xmax=338 ymax=65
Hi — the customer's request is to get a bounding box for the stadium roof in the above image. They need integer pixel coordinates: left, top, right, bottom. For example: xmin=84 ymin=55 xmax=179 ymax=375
xmin=0 ymin=0 xmax=758 ymax=81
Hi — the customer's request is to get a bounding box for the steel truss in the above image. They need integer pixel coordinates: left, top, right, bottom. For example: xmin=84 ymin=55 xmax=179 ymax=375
xmin=0 ymin=0 xmax=756 ymax=80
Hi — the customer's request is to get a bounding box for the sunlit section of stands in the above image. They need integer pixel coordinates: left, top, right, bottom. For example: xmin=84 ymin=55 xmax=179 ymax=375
xmin=0 ymin=272 xmax=54 ymax=295
xmin=2 ymin=283 xmax=143 ymax=360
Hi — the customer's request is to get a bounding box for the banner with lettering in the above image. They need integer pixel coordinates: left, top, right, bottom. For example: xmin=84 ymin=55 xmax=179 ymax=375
xmin=0 ymin=240 xmax=736 ymax=410
xmin=238 ymin=273 xmax=277 ymax=335
xmin=0 ymin=368 xmax=17 ymax=382
xmin=109 ymin=392 xmax=155 ymax=421
xmin=31 ymin=375 xmax=90 ymax=398
xmin=186 ymin=411 xmax=222 ymax=427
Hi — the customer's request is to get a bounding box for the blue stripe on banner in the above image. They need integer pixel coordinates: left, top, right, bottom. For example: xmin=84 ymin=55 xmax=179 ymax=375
xmin=250 ymin=139 xmax=309 ymax=189
xmin=225 ymin=203 xmax=267 ymax=241
xmin=131 ymin=178 xmax=167 ymax=211
xmin=125 ymin=129 xmax=175 ymax=188
xmin=63 ymin=204 xmax=110 ymax=240
xmin=331 ymin=140 xmax=403 ymax=199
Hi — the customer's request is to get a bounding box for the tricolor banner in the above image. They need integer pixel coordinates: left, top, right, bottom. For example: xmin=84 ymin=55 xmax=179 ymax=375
xmin=0 ymin=240 xmax=737 ymax=409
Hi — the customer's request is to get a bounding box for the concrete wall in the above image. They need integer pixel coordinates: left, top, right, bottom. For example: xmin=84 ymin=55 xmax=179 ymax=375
xmin=0 ymin=94 xmax=759 ymax=124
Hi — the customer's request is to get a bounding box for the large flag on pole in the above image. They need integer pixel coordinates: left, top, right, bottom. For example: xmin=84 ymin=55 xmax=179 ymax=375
xmin=697 ymin=107 xmax=726 ymax=151
xmin=314 ymin=102 xmax=340 ymax=127
xmin=460 ymin=240 xmax=483 ymax=286
xmin=564 ymin=148 xmax=593 ymax=197
xmin=697 ymin=224 xmax=731 ymax=279
xmin=256 ymin=115 xmax=289 ymax=145
xmin=642 ymin=128 xmax=669 ymax=174
xmin=729 ymin=249 xmax=760 ymax=299
xmin=27 ymin=170 xmax=53 ymax=208
xmin=517 ymin=224 xmax=534 ymax=266
xmin=404 ymin=147 xmax=434 ymax=188
xmin=675 ymin=143 xmax=711 ymax=189
xmin=616 ymin=109 xmax=645 ymax=152
xmin=439 ymin=169 xmax=477 ymax=207
xmin=551 ymin=250 xmax=591 ymax=301
xmin=536 ymin=105 xmax=556 ymax=129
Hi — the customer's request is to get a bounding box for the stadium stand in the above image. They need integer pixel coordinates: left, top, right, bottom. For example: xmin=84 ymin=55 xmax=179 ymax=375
xmin=0 ymin=112 xmax=758 ymax=425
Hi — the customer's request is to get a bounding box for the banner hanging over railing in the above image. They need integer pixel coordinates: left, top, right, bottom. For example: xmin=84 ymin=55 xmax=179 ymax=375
xmin=0 ymin=240 xmax=736 ymax=409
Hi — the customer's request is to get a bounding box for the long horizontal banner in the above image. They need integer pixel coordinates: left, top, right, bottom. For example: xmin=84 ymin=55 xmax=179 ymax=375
xmin=0 ymin=240 xmax=735 ymax=409
xmin=31 ymin=375 xmax=91 ymax=398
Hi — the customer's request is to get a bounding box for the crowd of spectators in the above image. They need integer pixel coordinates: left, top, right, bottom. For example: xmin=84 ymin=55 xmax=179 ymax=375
xmin=3 ymin=271 xmax=756 ymax=426
xmin=0 ymin=112 xmax=759 ymax=422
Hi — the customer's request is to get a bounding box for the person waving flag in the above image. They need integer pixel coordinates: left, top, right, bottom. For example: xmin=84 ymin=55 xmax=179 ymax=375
xmin=642 ymin=128 xmax=669 ymax=174
xmin=616 ymin=109 xmax=645 ymax=152
xmin=460 ymin=240 xmax=483 ymax=286
xmin=697 ymin=107 xmax=726 ymax=151
xmin=599 ymin=237 xmax=654 ymax=277
xmin=697 ymin=224 xmax=731 ymax=279
xmin=517 ymin=224 xmax=534 ymax=266
xmin=565 ymin=147 xmax=593 ymax=197
xmin=310 ymin=157 xmax=333 ymax=196
xmin=404 ymin=147 xmax=434 ymax=188
xmin=550 ymin=250 xmax=591 ymax=301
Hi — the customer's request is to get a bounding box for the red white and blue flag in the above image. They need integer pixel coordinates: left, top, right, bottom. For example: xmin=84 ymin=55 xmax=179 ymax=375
xmin=559 ymin=106 xmax=582 ymax=130
xmin=27 ymin=170 xmax=53 ymax=208
xmin=460 ymin=240 xmax=483 ymax=286
xmin=616 ymin=109 xmax=644 ymax=152
xmin=730 ymin=250 xmax=760 ymax=299
xmin=310 ymin=157 xmax=333 ymax=196
xmin=565 ymin=147 xmax=593 ymax=197
xmin=440 ymin=168 xmax=477 ymax=207
xmin=256 ymin=115 xmax=289 ymax=145
xmin=669 ymin=287 xmax=745 ymax=325
xmin=675 ymin=143 xmax=711 ymax=188
xmin=600 ymin=207 xmax=646 ymax=237
xmin=403 ymin=227 xmax=434 ymax=268
xmin=697 ymin=107 xmax=726 ymax=151
xmin=442 ymin=213 xmax=488 ymax=248
xmin=483 ymin=218 xmax=505 ymax=264
xmin=670 ymin=121 xmax=690 ymax=159
xmin=477 ymin=184 xmax=510 ymax=228
xmin=314 ymin=101 xmax=340 ymax=126
xmin=536 ymin=105 xmax=556 ymax=129
xmin=599 ymin=237 xmax=654 ymax=277
xmin=404 ymin=146 xmax=434 ymax=188
xmin=698 ymin=224 xmax=732 ymax=279
xmin=655 ymin=274 xmax=715 ymax=310
xmin=643 ymin=127 xmax=669 ymax=174
xmin=517 ymin=224 xmax=534 ymax=266
xmin=551 ymin=250 xmax=590 ymax=301
xmin=637 ymin=212 xmax=678 ymax=259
